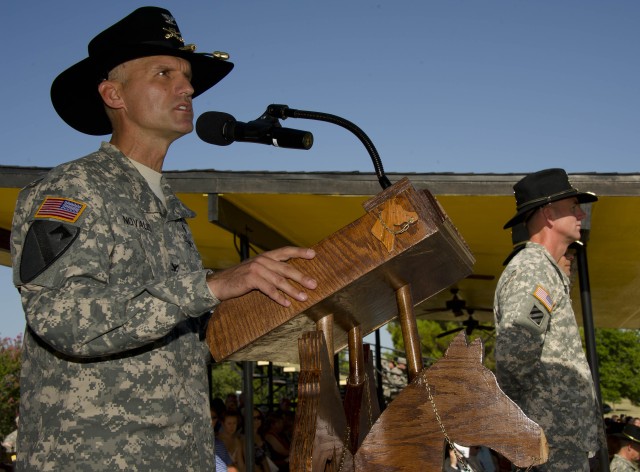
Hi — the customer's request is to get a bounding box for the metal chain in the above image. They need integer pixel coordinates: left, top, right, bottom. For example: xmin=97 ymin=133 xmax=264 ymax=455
xmin=515 ymin=463 xmax=537 ymax=472
xmin=420 ymin=375 xmax=475 ymax=471
xmin=376 ymin=211 xmax=417 ymax=235
xmin=363 ymin=372 xmax=373 ymax=428
xmin=422 ymin=375 xmax=538 ymax=472
xmin=337 ymin=426 xmax=351 ymax=472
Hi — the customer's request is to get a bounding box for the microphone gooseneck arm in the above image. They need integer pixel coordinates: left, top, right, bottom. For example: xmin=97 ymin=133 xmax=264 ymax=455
xmin=264 ymin=104 xmax=392 ymax=190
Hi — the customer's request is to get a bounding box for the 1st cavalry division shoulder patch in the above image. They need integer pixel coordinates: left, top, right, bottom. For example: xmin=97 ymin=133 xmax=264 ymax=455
xmin=35 ymin=197 xmax=87 ymax=223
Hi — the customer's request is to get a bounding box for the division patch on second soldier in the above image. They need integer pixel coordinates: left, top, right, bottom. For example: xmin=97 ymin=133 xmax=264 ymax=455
xmin=528 ymin=305 xmax=545 ymax=327
xmin=511 ymin=283 xmax=554 ymax=334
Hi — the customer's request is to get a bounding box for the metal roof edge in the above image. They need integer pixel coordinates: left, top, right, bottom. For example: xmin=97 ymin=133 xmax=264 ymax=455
xmin=1 ymin=166 xmax=639 ymax=196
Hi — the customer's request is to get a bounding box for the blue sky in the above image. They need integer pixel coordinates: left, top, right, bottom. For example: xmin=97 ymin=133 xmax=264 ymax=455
xmin=1 ymin=0 xmax=639 ymax=342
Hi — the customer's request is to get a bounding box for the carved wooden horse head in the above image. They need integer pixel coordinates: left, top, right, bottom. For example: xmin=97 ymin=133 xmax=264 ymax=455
xmin=354 ymin=332 xmax=548 ymax=471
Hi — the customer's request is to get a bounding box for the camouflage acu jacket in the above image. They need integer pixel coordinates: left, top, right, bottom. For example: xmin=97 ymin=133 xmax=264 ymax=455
xmin=11 ymin=143 xmax=219 ymax=471
xmin=493 ymin=242 xmax=602 ymax=453
xmin=610 ymin=454 xmax=640 ymax=472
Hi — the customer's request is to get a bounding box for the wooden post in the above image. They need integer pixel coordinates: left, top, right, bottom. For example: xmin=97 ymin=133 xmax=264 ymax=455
xmin=316 ymin=314 xmax=334 ymax=371
xmin=396 ymin=284 xmax=423 ymax=382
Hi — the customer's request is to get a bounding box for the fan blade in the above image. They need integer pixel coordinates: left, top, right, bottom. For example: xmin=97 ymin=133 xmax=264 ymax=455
xmin=466 ymin=307 xmax=494 ymax=313
xmin=436 ymin=327 xmax=465 ymax=339
xmin=421 ymin=307 xmax=450 ymax=314
xmin=482 ymin=330 xmax=496 ymax=342
xmin=466 ymin=274 xmax=496 ymax=280
xmin=475 ymin=325 xmax=495 ymax=332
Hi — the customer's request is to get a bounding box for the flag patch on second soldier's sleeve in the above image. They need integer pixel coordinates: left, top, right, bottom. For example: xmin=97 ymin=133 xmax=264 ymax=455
xmin=533 ymin=285 xmax=554 ymax=312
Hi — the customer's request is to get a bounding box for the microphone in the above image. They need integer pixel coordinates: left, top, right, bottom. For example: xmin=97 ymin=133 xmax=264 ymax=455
xmin=196 ymin=111 xmax=313 ymax=150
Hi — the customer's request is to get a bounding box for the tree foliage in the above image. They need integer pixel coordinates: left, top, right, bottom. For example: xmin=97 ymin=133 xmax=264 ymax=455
xmin=387 ymin=319 xmax=496 ymax=371
xmin=595 ymin=329 xmax=640 ymax=405
xmin=0 ymin=335 xmax=22 ymax=438
xmin=210 ymin=361 xmax=243 ymax=401
xmin=210 ymin=361 xmax=300 ymax=410
xmin=388 ymin=321 xmax=640 ymax=407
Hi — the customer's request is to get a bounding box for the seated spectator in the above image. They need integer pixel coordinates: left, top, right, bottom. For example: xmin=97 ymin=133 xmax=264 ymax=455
xmin=217 ymin=411 xmax=245 ymax=471
xmin=216 ymin=454 xmax=239 ymax=472
xmin=252 ymin=408 xmax=276 ymax=472
xmin=211 ymin=397 xmax=226 ymax=433
xmin=264 ymin=411 xmax=290 ymax=471
xmin=226 ymin=393 xmax=240 ymax=414
xmin=211 ymin=408 xmax=234 ymax=469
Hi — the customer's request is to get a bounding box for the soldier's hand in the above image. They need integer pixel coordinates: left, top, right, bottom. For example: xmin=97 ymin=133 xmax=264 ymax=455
xmin=206 ymin=247 xmax=317 ymax=307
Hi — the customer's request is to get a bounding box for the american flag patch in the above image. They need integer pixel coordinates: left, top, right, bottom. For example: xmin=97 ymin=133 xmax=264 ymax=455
xmin=34 ymin=197 xmax=87 ymax=223
xmin=533 ymin=285 xmax=554 ymax=312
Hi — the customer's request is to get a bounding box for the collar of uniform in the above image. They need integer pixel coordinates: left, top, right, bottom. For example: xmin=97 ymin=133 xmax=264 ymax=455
xmin=524 ymin=241 xmax=571 ymax=286
xmin=99 ymin=142 xmax=167 ymax=215
xmin=163 ymin=183 xmax=196 ymax=221
xmin=99 ymin=142 xmax=197 ymax=220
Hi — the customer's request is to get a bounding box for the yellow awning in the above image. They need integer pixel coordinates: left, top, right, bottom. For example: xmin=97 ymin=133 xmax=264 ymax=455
xmin=2 ymin=168 xmax=638 ymax=329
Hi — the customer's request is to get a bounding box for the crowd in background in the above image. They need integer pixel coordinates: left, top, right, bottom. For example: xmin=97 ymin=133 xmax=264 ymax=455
xmin=210 ymin=394 xmax=294 ymax=472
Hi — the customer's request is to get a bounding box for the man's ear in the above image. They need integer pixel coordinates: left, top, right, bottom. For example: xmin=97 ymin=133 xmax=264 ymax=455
xmin=98 ymin=80 xmax=124 ymax=110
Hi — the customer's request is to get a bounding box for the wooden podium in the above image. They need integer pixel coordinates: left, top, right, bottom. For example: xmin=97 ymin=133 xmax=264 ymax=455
xmin=206 ymin=178 xmax=548 ymax=471
xmin=207 ymin=177 xmax=473 ymax=364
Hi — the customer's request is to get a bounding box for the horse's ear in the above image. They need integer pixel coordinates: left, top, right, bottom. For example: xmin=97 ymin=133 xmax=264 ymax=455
xmin=443 ymin=332 xmax=469 ymax=358
xmin=444 ymin=332 xmax=484 ymax=363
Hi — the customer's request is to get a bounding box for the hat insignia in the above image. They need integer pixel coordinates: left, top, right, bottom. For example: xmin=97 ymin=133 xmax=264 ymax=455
xmin=163 ymin=27 xmax=184 ymax=44
xmin=161 ymin=13 xmax=177 ymax=26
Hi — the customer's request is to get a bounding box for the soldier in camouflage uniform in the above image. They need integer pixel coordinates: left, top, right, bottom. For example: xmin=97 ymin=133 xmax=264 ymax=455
xmin=610 ymin=424 xmax=640 ymax=471
xmin=494 ymin=168 xmax=604 ymax=471
xmin=11 ymin=7 xmax=317 ymax=471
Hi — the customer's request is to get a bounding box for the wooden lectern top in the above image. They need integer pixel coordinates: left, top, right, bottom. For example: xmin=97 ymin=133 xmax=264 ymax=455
xmin=206 ymin=178 xmax=475 ymax=363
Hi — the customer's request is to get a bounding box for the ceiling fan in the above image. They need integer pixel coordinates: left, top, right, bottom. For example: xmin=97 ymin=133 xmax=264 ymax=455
xmin=422 ymin=288 xmax=493 ymax=318
xmin=436 ymin=311 xmax=495 ymax=339
xmin=466 ymin=273 xmax=495 ymax=281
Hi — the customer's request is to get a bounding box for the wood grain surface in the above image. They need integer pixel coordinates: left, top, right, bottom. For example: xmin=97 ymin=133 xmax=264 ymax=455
xmin=206 ymin=178 xmax=474 ymax=363
xmin=354 ymin=332 xmax=549 ymax=471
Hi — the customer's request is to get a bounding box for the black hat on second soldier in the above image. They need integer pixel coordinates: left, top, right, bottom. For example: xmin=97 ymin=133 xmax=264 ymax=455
xmin=503 ymin=168 xmax=597 ymax=229
xmin=51 ymin=6 xmax=234 ymax=136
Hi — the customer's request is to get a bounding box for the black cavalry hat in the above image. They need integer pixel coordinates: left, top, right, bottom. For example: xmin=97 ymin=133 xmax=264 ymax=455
xmin=503 ymin=168 xmax=597 ymax=229
xmin=51 ymin=6 xmax=234 ymax=135
xmin=616 ymin=424 xmax=640 ymax=444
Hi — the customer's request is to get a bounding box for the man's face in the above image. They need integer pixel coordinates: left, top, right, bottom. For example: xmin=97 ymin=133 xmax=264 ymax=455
xmin=546 ymin=197 xmax=586 ymax=242
xmin=110 ymin=55 xmax=195 ymax=142
xmin=558 ymin=250 xmax=575 ymax=276
xmin=628 ymin=442 xmax=640 ymax=462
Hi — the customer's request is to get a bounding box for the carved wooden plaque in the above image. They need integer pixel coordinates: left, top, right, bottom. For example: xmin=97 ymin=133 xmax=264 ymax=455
xmin=354 ymin=333 xmax=548 ymax=470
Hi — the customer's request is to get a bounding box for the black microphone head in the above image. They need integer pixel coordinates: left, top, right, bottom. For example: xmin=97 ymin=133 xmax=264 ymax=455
xmin=196 ymin=111 xmax=236 ymax=146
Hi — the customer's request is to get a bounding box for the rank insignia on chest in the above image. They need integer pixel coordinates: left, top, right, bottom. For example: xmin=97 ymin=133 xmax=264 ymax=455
xmin=533 ymin=285 xmax=554 ymax=312
xmin=35 ymin=196 xmax=87 ymax=223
